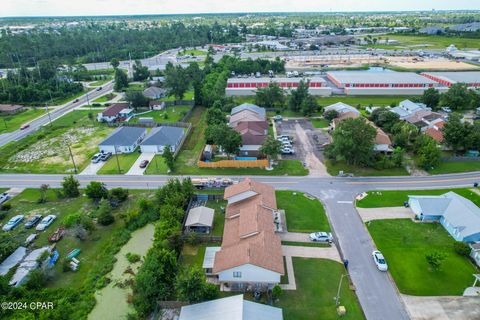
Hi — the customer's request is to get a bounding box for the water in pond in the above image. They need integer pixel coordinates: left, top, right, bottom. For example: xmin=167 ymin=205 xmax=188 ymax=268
xmin=88 ymin=224 xmax=155 ymax=320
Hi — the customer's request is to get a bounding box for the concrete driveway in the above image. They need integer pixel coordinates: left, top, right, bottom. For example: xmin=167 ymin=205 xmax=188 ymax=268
xmin=357 ymin=207 xmax=415 ymax=222
xmin=126 ymin=153 xmax=155 ymax=176
xmin=402 ymin=295 xmax=480 ymax=320
xmin=80 ymin=161 xmax=106 ymax=175
xmin=280 ymin=232 xmax=311 ymax=242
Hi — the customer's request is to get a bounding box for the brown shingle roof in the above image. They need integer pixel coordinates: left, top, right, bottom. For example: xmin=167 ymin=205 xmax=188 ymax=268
xmin=235 ymin=121 xmax=268 ymax=145
xmin=102 ymin=103 xmax=130 ymax=117
xmin=0 ymin=104 xmax=24 ymax=112
xmin=426 ymin=128 xmax=444 ymax=142
xmin=229 ymin=110 xmax=265 ymax=126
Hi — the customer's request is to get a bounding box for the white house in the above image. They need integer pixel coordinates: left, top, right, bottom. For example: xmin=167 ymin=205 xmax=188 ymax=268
xmin=139 ymin=126 xmax=184 ymax=154
xmin=96 ymin=103 xmax=134 ymax=123
xmin=324 ymin=102 xmax=360 ymax=115
xmin=98 ymin=127 xmax=147 ymax=154
xmin=391 ymin=100 xmax=431 ymax=120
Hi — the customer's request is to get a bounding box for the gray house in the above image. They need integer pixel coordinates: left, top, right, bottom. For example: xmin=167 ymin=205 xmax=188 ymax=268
xmin=99 ymin=127 xmax=147 ymax=154
xmin=139 ymin=126 xmax=184 ymax=154
xmin=408 ymin=192 xmax=480 ymax=243
xmin=143 ymin=86 xmax=167 ymax=99
xmin=185 ymin=206 xmax=214 ymax=233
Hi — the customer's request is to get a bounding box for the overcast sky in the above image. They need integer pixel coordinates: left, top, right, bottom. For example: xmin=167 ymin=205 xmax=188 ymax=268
xmin=2 ymin=0 xmax=478 ymax=17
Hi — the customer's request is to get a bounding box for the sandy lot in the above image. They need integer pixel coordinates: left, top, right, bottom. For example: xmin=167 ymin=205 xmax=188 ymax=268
xmin=387 ymin=57 xmax=479 ymax=70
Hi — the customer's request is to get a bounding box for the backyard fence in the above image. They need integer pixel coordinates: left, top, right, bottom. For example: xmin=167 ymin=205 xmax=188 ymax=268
xmin=441 ymin=156 xmax=480 ymax=162
xmin=198 ymin=159 xmax=268 ymax=168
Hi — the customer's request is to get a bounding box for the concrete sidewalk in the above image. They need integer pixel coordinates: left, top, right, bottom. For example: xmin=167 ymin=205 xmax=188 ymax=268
xmin=401 ymin=294 xmax=480 ymax=320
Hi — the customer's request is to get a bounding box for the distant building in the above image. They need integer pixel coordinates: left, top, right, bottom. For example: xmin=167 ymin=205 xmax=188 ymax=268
xmin=391 ymin=100 xmax=430 ymax=120
xmin=229 ymin=104 xmax=266 ymax=128
xmin=419 ymin=26 xmax=445 ymax=35
xmin=139 ymin=126 xmax=185 ymax=154
xmin=450 ymin=22 xmax=480 ymax=32
xmin=143 ymin=86 xmax=167 ymax=100
xmin=421 ymin=72 xmax=480 ymax=88
xmin=98 ymin=127 xmax=147 ymax=154
xmin=324 ymin=102 xmax=361 ymax=116
xmin=0 ymin=104 xmax=25 ymax=114
xmin=226 ymin=77 xmax=331 ymax=96
xmin=97 ymin=103 xmax=134 ymax=123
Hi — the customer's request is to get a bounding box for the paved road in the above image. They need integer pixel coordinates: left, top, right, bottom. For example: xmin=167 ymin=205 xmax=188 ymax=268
xmin=0 ymin=81 xmax=114 ymax=148
xmin=0 ymin=172 xmax=479 ymax=320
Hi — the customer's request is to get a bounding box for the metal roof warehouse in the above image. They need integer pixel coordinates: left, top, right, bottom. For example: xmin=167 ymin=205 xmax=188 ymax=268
xmin=226 ymin=77 xmax=331 ymax=96
xmin=421 ymin=71 xmax=480 ymax=88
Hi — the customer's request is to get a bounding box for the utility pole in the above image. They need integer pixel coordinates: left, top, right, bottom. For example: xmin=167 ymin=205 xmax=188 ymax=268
xmin=114 ymin=145 xmax=121 ymax=174
xmin=2 ymin=118 xmax=7 ymax=129
xmin=335 ymin=274 xmax=349 ymax=307
xmin=45 ymin=104 xmax=53 ymax=127
xmin=67 ymin=142 xmax=77 ymax=173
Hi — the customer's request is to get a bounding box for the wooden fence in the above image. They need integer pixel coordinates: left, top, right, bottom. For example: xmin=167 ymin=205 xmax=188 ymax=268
xmin=198 ymin=159 xmax=268 ymax=168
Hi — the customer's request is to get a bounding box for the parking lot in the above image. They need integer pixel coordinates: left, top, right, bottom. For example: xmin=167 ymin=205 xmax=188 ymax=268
xmin=275 ymin=119 xmax=330 ymax=176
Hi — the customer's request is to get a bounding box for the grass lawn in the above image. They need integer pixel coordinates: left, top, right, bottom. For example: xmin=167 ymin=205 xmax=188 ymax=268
xmin=363 ymin=34 xmax=480 ymax=50
xmin=129 ymin=105 xmax=192 ymax=123
xmin=0 ymin=108 xmax=47 ymax=134
xmin=276 ymin=190 xmax=330 ymax=232
xmin=125 ymin=83 xmax=145 ymax=91
xmin=178 ymin=49 xmax=207 ymax=56
xmin=311 ymin=118 xmax=330 ymax=128
xmin=368 ymin=219 xmax=478 ymax=295
xmin=180 ymin=242 xmax=219 ymax=268
xmin=326 ymin=160 xmax=409 ymax=177
xmin=51 ymin=89 xmax=86 ymax=106
xmin=277 ymin=258 xmax=365 ymax=320
xmin=160 ymin=90 xmax=195 ymax=102
xmin=89 ymin=79 xmax=111 ymax=87
xmin=0 ymin=188 xmax=148 ymax=289
xmin=97 ymin=152 xmax=140 ymax=174
xmin=316 ymin=95 xmax=412 ymax=107
xmin=144 ymin=156 xmax=169 ymax=174
xmin=207 ymin=199 xmax=226 ymax=236
xmin=93 ymin=93 xmax=116 ymax=103
xmin=428 ymin=161 xmax=480 ymax=175
xmin=357 ymin=188 xmax=480 ymax=208
xmin=0 ymin=110 xmax=112 ymax=174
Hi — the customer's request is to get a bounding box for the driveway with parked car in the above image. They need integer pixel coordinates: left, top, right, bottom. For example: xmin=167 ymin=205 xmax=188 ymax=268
xmin=79 ymin=151 xmax=112 ymax=175
xmin=126 ymin=152 xmax=156 ymax=176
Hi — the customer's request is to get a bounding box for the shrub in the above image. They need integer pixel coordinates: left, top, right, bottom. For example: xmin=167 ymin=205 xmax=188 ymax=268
xmin=272 ymin=284 xmax=282 ymax=300
xmin=126 ymin=253 xmax=141 ymax=264
xmin=453 ymin=241 xmax=471 ymax=256
xmin=97 ymin=199 xmax=114 ymax=226
xmin=0 ymin=203 xmax=12 ymax=211
xmin=425 ymin=251 xmax=447 ymax=271
xmin=110 ymin=188 xmax=129 ymax=203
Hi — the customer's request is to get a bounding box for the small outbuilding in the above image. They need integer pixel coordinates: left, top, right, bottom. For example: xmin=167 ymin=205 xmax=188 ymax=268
xmin=185 ymin=206 xmax=214 ymax=233
xmin=99 ymin=127 xmax=147 ymax=154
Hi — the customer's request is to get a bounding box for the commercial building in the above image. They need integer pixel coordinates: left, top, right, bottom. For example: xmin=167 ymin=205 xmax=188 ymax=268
xmin=207 ymin=179 xmax=284 ymax=292
xmin=226 ymin=77 xmax=332 ymax=96
xmin=98 ymin=127 xmax=147 ymax=154
xmin=139 ymin=126 xmax=184 ymax=154
xmin=421 ymin=72 xmax=480 ymax=88
xmin=326 ymin=71 xmax=441 ymax=95
xmin=0 ymin=104 xmax=25 ymax=114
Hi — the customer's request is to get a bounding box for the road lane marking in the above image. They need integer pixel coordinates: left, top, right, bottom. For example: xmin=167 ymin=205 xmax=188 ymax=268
xmin=337 ymin=201 xmax=353 ymax=204
xmin=347 ymin=176 xmax=480 ymax=185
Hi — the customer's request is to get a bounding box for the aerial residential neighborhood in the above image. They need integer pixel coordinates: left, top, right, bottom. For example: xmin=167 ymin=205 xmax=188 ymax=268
xmin=0 ymin=2 xmax=480 ymax=320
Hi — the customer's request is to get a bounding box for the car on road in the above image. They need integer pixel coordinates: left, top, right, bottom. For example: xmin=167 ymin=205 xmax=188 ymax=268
xmin=372 ymin=250 xmax=388 ymax=271
xmin=2 ymin=215 xmax=24 ymax=231
xmin=20 ymin=124 xmax=30 ymax=130
xmin=99 ymin=152 xmax=112 ymax=161
xmin=281 ymin=147 xmax=294 ymax=154
xmin=36 ymin=215 xmax=56 ymax=231
xmin=25 ymin=214 xmax=42 ymax=229
xmin=0 ymin=192 xmax=10 ymax=205
xmin=96 ymin=86 xmax=103 ymax=91
xmin=73 ymin=98 xmax=79 ymax=103
xmin=309 ymin=232 xmax=333 ymax=243
xmin=139 ymin=160 xmax=149 ymax=168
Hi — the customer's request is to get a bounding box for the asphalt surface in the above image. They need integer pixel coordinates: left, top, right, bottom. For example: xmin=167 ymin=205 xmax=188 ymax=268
xmin=1 ymin=172 xmax=480 ymax=319
xmin=0 ymin=81 xmax=114 ymax=148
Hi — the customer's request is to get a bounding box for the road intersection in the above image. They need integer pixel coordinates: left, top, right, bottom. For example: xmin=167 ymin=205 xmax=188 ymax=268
xmin=1 ymin=172 xmax=479 ymax=319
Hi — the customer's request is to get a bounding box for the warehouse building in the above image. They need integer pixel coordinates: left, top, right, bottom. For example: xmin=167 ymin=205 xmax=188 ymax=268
xmin=226 ymin=77 xmax=332 ymax=96
xmin=421 ymin=72 xmax=480 ymax=88
xmin=326 ymin=71 xmax=442 ymax=95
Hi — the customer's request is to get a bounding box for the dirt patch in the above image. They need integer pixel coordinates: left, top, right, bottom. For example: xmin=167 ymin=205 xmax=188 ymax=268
xmin=387 ymin=57 xmax=479 ymax=70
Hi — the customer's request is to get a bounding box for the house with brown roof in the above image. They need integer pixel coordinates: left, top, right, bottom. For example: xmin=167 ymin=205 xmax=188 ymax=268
xmin=0 ymin=104 xmax=25 ymax=114
xmin=206 ymin=178 xmax=284 ymax=292
xmin=229 ymin=109 xmax=266 ymax=128
xmin=96 ymin=103 xmax=134 ymax=123
xmin=234 ymin=121 xmax=268 ymax=157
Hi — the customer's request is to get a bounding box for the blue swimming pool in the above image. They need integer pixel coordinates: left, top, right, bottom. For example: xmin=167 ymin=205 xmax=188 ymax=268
xmin=234 ymin=157 xmax=258 ymax=161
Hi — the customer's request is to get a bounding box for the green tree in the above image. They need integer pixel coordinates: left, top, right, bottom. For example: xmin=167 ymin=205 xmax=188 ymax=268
xmin=453 ymin=241 xmax=471 ymax=256
xmin=62 ymin=175 xmax=80 ymax=198
xmin=114 ymin=68 xmax=129 ymax=91
xmin=327 ymin=118 xmax=376 ymax=166
xmin=272 ymin=284 xmax=282 ymax=301
xmin=442 ymin=113 xmax=468 ymax=153
xmin=370 ymin=108 xmax=400 ymax=132
xmin=260 ymin=136 xmax=282 ymax=165
xmin=425 ymin=251 xmax=447 ymax=271
xmin=163 ymin=145 xmax=175 ymax=172
xmin=422 ymin=87 xmax=440 ymax=109
xmin=85 ymin=181 xmax=109 ymax=202
xmin=164 ymin=62 xmax=189 ymax=100
xmin=133 ymin=60 xmax=149 ymax=81
xmin=38 ymin=183 xmax=49 ymax=203
xmin=301 ymin=95 xmax=319 ymax=116
xmin=126 ymin=90 xmax=149 ymax=110
xmin=323 ymin=109 xmax=338 ymax=122
xmin=206 ymin=107 xmax=226 ymax=126
xmin=440 ymin=84 xmax=473 ymax=111
xmin=415 ymin=135 xmax=441 ymax=170
xmin=110 ymin=58 xmax=120 ymax=69
xmin=255 ymin=83 xmax=286 ymax=109
xmin=97 ymin=198 xmax=114 ymax=226
xmin=176 ymin=266 xmax=218 ymax=303
xmin=288 ymin=80 xmax=310 ymax=112
xmin=219 ymin=127 xmax=242 ymax=158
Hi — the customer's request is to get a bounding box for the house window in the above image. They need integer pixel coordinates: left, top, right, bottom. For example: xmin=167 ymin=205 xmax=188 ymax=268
xmin=233 ymin=271 xmax=242 ymax=278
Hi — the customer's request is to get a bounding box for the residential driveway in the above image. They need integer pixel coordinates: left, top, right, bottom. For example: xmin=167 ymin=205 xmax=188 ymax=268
xmin=5 ymin=188 xmax=25 ymax=198
xmin=79 ymin=161 xmax=106 ymax=175
xmin=401 ymin=295 xmax=480 ymax=320
xmin=357 ymin=207 xmax=415 ymax=222
xmin=280 ymin=232 xmax=310 ymax=242
xmin=126 ymin=153 xmax=155 ymax=176
xmin=282 ymin=244 xmax=342 ymax=262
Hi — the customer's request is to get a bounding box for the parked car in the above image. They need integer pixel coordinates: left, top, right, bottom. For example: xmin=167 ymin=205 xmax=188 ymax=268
xmin=309 ymin=232 xmax=333 ymax=243
xmin=274 ymin=115 xmax=283 ymax=122
xmin=0 ymin=192 xmax=10 ymax=205
xmin=36 ymin=215 xmax=56 ymax=231
xmin=2 ymin=215 xmax=24 ymax=231
xmin=281 ymin=147 xmax=294 ymax=154
xmin=20 ymin=124 xmax=30 ymax=130
xmin=372 ymin=250 xmax=388 ymax=271
xmin=25 ymin=214 xmax=42 ymax=229
xmin=91 ymin=153 xmax=102 ymax=163
xmin=139 ymin=160 xmax=149 ymax=168
xmin=99 ymin=152 xmax=112 ymax=161
xmin=96 ymin=86 xmax=103 ymax=91
xmin=441 ymin=107 xmax=452 ymax=113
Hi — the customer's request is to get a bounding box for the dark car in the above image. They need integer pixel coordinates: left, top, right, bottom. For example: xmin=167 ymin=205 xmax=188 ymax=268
xmin=99 ymin=152 xmax=112 ymax=161
xmin=96 ymin=86 xmax=103 ymax=91
xmin=73 ymin=98 xmax=79 ymax=103
xmin=25 ymin=214 xmax=42 ymax=229
xmin=139 ymin=160 xmax=149 ymax=168
xmin=20 ymin=124 xmax=30 ymax=130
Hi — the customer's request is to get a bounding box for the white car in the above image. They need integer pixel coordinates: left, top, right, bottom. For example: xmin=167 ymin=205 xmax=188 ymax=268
xmin=36 ymin=215 xmax=57 ymax=231
xmin=372 ymin=250 xmax=388 ymax=271
xmin=2 ymin=215 xmax=24 ymax=231
xmin=309 ymin=232 xmax=333 ymax=243
xmin=0 ymin=192 xmax=10 ymax=205
xmin=281 ymin=147 xmax=294 ymax=154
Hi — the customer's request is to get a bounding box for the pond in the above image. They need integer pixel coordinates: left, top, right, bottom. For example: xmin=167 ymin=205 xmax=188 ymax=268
xmin=88 ymin=224 xmax=155 ymax=320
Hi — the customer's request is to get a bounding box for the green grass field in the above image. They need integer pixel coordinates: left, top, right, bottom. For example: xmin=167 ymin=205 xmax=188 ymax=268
xmin=311 ymin=118 xmax=330 ymax=128
xmin=281 ymin=241 xmax=330 ymax=247
xmin=326 ymin=160 xmax=409 ymax=177
xmin=207 ymin=199 xmax=226 ymax=236
xmin=428 ymin=161 xmax=480 ymax=175
xmin=178 ymin=49 xmax=207 ymax=56
xmin=125 ymin=83 xmax=145 ymax=91
xmin=180 ymin=243 xmax=218 ymax=268
xmin=277 ymin=258 xmax=365 ymax=320
xmin=89 ymin=79 xmax=111 ymax=87
xmin=0 ymin=108 xmax=47 ymax=134
xmin=97 ymin=152 xmax=140 ymax=174
xmin=160 ymin=90 xmax=195 ymax=102
xmin=368 ymin=219 xmax=478 ymax=295
xmin=356 ymin=188 xmax=480 ymax=208
xmin=276 ymin=190 xmax=330 ymax=232
xmin=362 ymin=34 xmax=480 ymax=50
xmin=93 ymin=93 xmax=116 ymax=103
xmin=51 ymin=89 xmax=86 ymax=106
xmin=129 ymin=105 xmax=192 ymax=123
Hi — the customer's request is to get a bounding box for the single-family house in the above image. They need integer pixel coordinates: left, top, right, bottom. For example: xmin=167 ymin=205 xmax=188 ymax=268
xmin=97 ymin=103 xmax=134 ymax=123
xmin=408 ymin=192 xmax=480 ymax=243
xmin=179 ymin=294 xmax=283 ymax=320
xmin=207 ymin=179 xmax=284 ymax=292
xmin=391 ymin=100 xmax=430 ymax=120
xmin=143 ymin=86 xmax=167 ymax=100
xmin=139 ymin=126 xmax=184 ymax=154
xmin=229 ymin=104 xmax=266 ymax=128
xmin=324 ymin=102 xmax=361 ymax=116
xmin=185 ymin=206 xmax=214 ymax=233
xmin=0 ymin=104 xmax=25 ymax=114
xmin=231 ymin=103 xmax=267 ymax=118
xmin=99 ymin=127 xmax=147 ymax=154
xmin=9 ymin=247 xmax=50 ymax=287
xmin=234 ymin=121 xmax=268 ymax=157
